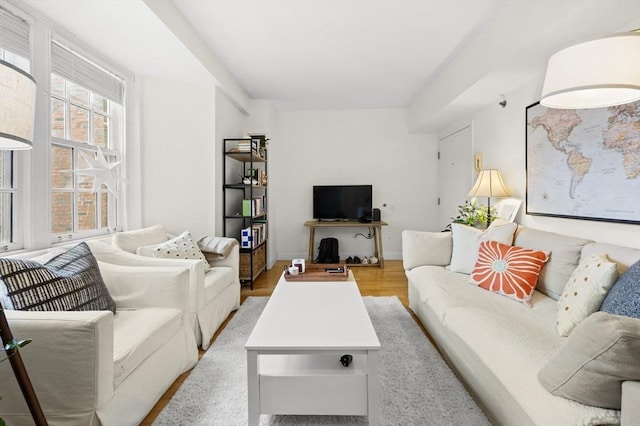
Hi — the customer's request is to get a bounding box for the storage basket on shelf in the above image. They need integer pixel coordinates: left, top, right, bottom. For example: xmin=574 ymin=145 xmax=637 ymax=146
xmin=240 ymin=242 xmax=266 ymax=281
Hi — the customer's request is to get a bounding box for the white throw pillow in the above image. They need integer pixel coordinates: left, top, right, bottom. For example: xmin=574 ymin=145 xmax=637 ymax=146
xmin=112 ymin=224 xmax=168 ymax=253
xmin=401 ymin=230 xmax=452 ymax=270
xmin=448 ymin=221 xmax=518 ymax=275
xmin=137 ymin=231 xmax=210 ymax=272
xmin=557 ymin=254 xmax=619 ymax=336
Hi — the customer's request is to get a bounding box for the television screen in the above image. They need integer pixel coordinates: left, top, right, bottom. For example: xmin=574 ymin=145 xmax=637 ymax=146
xmin=313 ymin=185 xmax=372 ymax=221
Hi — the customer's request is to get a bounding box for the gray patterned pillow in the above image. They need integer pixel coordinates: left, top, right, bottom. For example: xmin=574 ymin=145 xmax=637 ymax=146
xmin=0 ymin=242 xmax=116 ymax=313
xmin=600 ymin=260 xmax=640 ymax=319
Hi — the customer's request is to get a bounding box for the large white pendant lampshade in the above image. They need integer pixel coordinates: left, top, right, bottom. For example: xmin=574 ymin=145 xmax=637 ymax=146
xmin=0 ymin=59 xmax=37 ymax=150
xmin=540 ymin=32 xmax=640 ymax=109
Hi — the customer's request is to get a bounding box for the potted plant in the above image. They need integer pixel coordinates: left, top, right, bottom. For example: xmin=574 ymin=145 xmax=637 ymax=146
xmin=452 ymin=197 xmax=497 ymax=229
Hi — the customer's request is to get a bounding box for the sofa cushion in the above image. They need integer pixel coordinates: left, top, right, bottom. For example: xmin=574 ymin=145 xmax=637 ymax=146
xmin=470 ymin=240 xmax=548 ymax=307
xmin=539 ymin=312 xmax=640 ymax=409
xmin=448 ymin=222 xmax=517 ymax=274
xmin=401 ymin=230 xmax=452 ymax=269
xmin=581 ymin=242 xmax=640 ymax=275
xmin=557 ymin=254 xmax=619 ymax=336
xmin=0 ymin=242 xmax=116 ymax=314
xmin=444 ymin=306 xmax=620 ymax=424
xmin=406 ymin=265 xmax=476 ymax=322
xmin=600 ymin=260 xmax=640 ymax=319
xmin=513 ymin=227 xmax=592 ymax=300
xmin=112 ymin=224 xmax=167 ymax=254
xmin=113 ymin=307 xmax=182 ymax=386
xmin=137 ymin=231 xmax=210 ymax=272
xmin=407 ymin=264 xmax=553 ymax=323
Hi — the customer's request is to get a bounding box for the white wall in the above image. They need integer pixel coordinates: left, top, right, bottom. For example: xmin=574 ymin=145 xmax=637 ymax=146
xmin=468 ymin=80 xmax=640 ymax=248
xmin=245 ymin=100 xmax=278 ymax=267
xmin=274 ymin=109 xmax=437 ymax=261
xmin=140 ymin=76 xmax=216 ymax=239
xmin=409 ymin=0 xmax=640 ymax=133
xmin=214 ymin=88 xmax=247 ymax=237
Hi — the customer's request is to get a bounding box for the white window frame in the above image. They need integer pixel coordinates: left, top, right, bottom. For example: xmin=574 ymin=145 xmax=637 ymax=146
xmin=49 ymin=66 xmax=122 ymax=242
xmin=46 ymin=36 xmax=129 ymax=245
xmin=0 ymin=0 xmax=137 ymax=252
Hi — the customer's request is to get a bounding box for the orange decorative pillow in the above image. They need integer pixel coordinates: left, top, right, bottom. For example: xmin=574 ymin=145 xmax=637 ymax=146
xmin=471 ymin=240 xmax=549 ymax=306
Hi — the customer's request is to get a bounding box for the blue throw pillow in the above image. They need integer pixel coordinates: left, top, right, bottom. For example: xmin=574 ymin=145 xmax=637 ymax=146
xmin=600 ymin=259 xmax=640 ymax=319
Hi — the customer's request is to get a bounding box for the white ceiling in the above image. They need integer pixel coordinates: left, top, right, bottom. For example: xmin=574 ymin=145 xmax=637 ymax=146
xmin=13 ymin=0 xmax=640 ymax=116
xmin=17 ymin=0 xmax=214 ymax=83
xmin=18 ymin=0 xmax=500 ymax=110
xmin=171 ymin=0 xmax=500 ymax=110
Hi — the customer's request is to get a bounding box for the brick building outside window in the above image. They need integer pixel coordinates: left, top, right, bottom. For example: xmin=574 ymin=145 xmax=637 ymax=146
xmin=49 ymin=40 xmax=124 ymax=241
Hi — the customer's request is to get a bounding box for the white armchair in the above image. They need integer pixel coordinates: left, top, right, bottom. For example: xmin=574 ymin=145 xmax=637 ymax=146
xmin=89 ymin=225 xmax=241 ymax=349
xmin=1 ymin=245 xmax=199 ymax=426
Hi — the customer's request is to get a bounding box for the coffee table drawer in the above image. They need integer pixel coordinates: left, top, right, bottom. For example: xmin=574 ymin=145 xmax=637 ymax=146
xmin=259 ymin=353 xmax=368 ymax=415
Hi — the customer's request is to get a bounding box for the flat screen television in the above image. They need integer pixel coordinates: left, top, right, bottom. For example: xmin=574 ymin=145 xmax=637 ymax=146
xmin=313 ymin=185 xmax=373 ymax=221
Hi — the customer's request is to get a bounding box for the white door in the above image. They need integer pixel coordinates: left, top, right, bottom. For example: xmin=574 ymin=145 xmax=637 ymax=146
xmin=438 ymin=126 xmax=473 ymax=230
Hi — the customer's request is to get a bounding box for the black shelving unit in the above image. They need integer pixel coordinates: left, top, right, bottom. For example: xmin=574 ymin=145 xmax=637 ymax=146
xmin=222 ymin=137 xmax=268 ymax=288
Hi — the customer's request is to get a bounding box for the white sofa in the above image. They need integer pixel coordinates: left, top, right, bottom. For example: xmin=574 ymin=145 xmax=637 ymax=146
xmin=403 ymin=224 xmax=640 ymax=426
xmin=0 ymin=244 xmax=199 ymax=426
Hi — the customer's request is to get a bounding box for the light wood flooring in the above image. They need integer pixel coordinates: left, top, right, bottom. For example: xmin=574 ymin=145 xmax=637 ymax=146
xmin=141 ymin=259 xmax=410 ymax=425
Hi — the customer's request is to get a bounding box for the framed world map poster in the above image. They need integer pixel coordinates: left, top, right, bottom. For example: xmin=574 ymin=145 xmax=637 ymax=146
xmin=526 ymin=101 xmax=640 ymax=224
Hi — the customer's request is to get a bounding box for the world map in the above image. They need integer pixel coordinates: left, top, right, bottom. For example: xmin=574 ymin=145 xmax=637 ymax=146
xmin=526 ymin=101 xmax=640 ymax=223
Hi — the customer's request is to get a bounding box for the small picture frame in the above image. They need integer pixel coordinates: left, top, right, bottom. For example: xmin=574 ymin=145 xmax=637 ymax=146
xmin=496 ymin=198 xmax=522 ymax=223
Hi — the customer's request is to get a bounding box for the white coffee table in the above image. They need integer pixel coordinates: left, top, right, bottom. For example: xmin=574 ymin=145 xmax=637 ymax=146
xmin=245 ymin=271 xmax=381 ymax=425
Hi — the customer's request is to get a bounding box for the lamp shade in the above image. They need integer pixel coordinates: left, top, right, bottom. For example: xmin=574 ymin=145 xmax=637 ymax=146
xmin=468 ymin=169 xmax=510 ymax=198
xmin=540 ymin=32 xmax=640 ymax=109
xmin=0 ymin=59 xmax=36 ymax=150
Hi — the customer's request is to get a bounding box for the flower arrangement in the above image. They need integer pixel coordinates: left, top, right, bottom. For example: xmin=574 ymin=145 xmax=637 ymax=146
xmin=452 ymin=197 xmax=497 ymax=228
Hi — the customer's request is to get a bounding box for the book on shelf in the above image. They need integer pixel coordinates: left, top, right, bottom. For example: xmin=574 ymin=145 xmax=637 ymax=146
xmin=238 ymin=139 xmax=260 ymax=154
xmin=242 ymin=196 xmax=266 ymax=217
xmin=258 ymin=169 xmax=267 ymax=186
xmin=241 ymin=227 xmax=252 ymax=249
xmin=240 ymin=223 xmax=267 ymax=249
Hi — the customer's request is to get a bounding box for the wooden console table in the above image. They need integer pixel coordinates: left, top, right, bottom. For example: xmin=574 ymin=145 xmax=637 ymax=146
xmin=304 ymin=220 xmax=388 ymax=268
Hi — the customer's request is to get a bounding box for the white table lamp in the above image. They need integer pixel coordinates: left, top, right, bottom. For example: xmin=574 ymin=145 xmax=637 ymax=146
xmin=468 ymin=169 xmax=510 ymax=226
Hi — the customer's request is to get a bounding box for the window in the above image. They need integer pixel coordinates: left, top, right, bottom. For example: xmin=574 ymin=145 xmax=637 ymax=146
xmin=0 ymin=4 xmax=131 ymax=251
xmin=49 ymin=40 xmax=125 ymax=241
xmin=0 ymin=5 xmax=30 ymax=251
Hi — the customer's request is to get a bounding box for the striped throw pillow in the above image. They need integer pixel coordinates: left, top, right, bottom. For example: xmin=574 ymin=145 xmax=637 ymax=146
xmin=0 ymin=242 xmax=116 ymax=313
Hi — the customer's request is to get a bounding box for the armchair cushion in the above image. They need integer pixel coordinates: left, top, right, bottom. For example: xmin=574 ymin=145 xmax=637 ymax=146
xmin=113 ymin=308 xmax=183 ymax=386
xmin=0 ymin=242 xmax=116 ymax=314
xmin=204 ymin=266 xmax=236 ymax=305
xmin=112 ymin=224 xmax=167 ymax=253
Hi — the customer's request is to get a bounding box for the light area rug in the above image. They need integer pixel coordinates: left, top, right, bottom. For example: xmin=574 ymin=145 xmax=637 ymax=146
xmin=153 ymin=296 xmax=489 ymax=426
